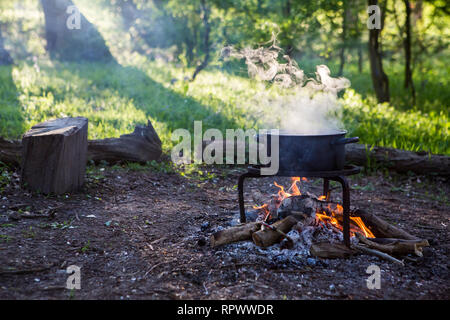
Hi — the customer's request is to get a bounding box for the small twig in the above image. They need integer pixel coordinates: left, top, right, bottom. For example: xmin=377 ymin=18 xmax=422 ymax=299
xmin=353 ymin=244 xmax=404 ymax=266
xmin=144 ymin=262 xmax=167 ymax=277
xmin=0 ymin=265 xmax=52 ymax=275
xmin=261 ymin=221 xmax=293 ymax=244
xmin=150 ymin=237 xmax=167 ymax=245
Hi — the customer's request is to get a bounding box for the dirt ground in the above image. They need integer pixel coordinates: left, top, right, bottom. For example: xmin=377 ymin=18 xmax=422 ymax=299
xmin=0 ymin=163 xmax=449 ymax=300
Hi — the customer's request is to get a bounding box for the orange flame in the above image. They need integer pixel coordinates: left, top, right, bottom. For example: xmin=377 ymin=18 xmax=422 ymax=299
xmin=315 ymin=209 xmax=375 ymax=238
xmin=350 ymin=216 xmax=375 ymax=238
xmin=255 ymin=177 xmax=375 ymax=239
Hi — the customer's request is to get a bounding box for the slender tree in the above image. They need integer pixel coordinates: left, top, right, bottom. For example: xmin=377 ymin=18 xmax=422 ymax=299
xmin=338 ymin=0 xmax=349 ymax=76
xmin=368 ymin=0 xmax=390 ymax=102
xmin=0 ymin=28 xmax=13 ymax=65
xmin=403 ymin=0 xmax=416 ymax=102
xmin=191 ymin=0 xmax=211 ymax=81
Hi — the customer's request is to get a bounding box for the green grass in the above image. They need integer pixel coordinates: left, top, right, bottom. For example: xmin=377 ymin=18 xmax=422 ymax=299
xmin=0 ymin=0 xmax=447 ymax=156
xmin=0 ymin=56 xmax=448 ymax=155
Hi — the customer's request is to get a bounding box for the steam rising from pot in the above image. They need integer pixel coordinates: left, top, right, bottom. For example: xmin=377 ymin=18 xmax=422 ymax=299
xmin=221 ymin=35 xmax=351 ymax=135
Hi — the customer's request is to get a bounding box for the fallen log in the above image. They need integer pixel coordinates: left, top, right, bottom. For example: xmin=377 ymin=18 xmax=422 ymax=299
xmin=354 ymin=209 xmax=419 ymax=240
xmin=210 ymin=222 xmax=262 ymax=247
xmin=0 ymin=137 xmax=21 ymax=166
xmin=0 ymin=121 xmax=162 ymax=166
xmin=88 ymin=120 xmax=162 ymax=162
xmin=356 ymin=233 xmax=429 ymax=257
xmin=252 ymin=216 xmax=298 ymax=248
xmin=346 ymin=143 xmax=450 ymax=176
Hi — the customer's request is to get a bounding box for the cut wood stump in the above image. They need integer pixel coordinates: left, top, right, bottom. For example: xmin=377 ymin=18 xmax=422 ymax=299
xmin=21 ymin=117 xmax=88 ymax=194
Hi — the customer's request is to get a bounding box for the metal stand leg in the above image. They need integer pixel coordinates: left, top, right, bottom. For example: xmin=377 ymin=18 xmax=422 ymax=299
xmin=332 ymin=176 xmax=351 ymax=247
xmin=323 ymin=179 xmax=330 ymax=201
xmin=238 ymin=172 xmax=260 ymax=223
xmin=238 ymin=173 xmax=247 ymax=223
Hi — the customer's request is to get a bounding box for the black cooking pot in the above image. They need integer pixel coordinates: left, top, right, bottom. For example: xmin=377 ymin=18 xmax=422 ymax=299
xmin=257 ymin=130 xmax=359 ymax=173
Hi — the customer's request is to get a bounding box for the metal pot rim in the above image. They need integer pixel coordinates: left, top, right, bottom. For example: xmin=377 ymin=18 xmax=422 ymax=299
xmin=258 ymin=129 xmax=347 ymax=137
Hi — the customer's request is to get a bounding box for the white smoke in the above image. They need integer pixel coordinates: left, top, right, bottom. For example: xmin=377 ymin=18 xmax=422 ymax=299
xmin=222 ymin=35 xmax=350 ymax=134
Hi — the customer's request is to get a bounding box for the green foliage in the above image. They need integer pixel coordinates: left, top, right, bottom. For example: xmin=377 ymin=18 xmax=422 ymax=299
xmin=343 ymin=88 xmax=449 ymax=154
xmin=0 ymin=161 xmax=12 ymax=193
xmin=0 ymin=0 xmax=447 ymax=159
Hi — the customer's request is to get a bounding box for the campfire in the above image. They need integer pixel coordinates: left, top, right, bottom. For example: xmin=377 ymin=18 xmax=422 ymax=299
xmin=211 ymin=175 xmax=429 ymax=265
xmin=254 ymin=177 xmax=375 ymax=239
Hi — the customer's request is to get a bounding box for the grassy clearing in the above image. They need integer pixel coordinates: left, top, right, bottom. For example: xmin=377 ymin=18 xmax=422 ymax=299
xmin=0 ymin=56 xmax=448 ymax=155
xmin=0 ymin=0 xmax=447 ymax=156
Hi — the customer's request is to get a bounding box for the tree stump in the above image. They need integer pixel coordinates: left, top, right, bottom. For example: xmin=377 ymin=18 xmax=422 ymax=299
xmin=21 ymin=117 xmax=88 ymax=194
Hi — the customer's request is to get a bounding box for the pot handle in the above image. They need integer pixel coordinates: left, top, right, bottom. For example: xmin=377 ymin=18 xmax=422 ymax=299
xmin=332 ymin=137 xmax=359 ymax=145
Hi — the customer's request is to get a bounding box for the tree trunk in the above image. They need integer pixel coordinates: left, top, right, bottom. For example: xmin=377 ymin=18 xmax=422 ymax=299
xmin=191 ymin=0 xmax=211 ymax=81
xmin=40 ymin=0 xmax=113 ymax=61
xmin=0 ymin=28 xmax=13 ymax=65
xmin=368 ymin=0 xmax=390 ymax=102
xmin=358 ymin=44 xmax=363 ymax=73
xmin=338 ymin=0 xmax=349 ymax=76
xmin=403 ymin=0 xmax=416 ymax=102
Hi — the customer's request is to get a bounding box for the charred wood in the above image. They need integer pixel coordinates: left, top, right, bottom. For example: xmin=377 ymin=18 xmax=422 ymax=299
xmin=210 ymin=222 xmax=262 ymax=247
xmin=310 ymin=242 xmax=356 ymax=259
xmin=356 ymin=233 xmax=429 ymax=257
xmin=252 ymin=216 xmax=298 ymax=248
xmin=354 ymin=209 xmax=419 ymax=240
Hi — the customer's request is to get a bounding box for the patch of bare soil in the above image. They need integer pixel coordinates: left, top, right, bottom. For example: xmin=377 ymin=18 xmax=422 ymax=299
xmin=0 ymin=165 xmax=448 ymax=300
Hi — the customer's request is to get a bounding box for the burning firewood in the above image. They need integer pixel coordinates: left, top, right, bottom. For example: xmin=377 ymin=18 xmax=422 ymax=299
xmin=251 ymin=190 xmax=282 ymax=221
xmin=252 ymin=216 xmax=298 ymax=248
xmin=210 ymin=222 xmax=262 ymax=247
xmin=355 ymin=233 xmax=429 ymax=257
xmin=278 ymin=195 xmax=344 ymax=219
xmin=353 ymin=209 xmax=419 ymax=240
xmin=310 ymin=242 xmax=356 ymax=259
xmin=353 ymin=244 xmax=405 ymax=266
xmin=251 ymin=190 xmax=267 ymax=207
xmin=213 ymin=177 xmax=427 ymax=266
